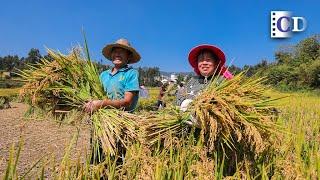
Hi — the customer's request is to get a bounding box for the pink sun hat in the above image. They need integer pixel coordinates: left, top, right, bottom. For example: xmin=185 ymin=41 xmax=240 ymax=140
xmin=188 ymin=44 xmax=233 ymax=79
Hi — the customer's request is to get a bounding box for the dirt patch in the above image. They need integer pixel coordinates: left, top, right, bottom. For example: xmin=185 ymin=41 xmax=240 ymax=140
xmin=0 ymin=103 xmax=90 ymax=177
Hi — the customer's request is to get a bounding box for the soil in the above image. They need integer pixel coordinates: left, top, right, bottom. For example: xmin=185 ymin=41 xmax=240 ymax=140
xmin=0 ymin=103 xmax=90 ymax=177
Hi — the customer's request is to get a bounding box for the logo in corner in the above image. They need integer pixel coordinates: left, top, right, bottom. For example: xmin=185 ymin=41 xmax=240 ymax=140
xmin=271 ymin=11 xmax=307 ymax=38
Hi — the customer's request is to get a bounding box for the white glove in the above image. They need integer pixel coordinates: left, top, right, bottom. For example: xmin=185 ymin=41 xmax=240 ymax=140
xmin=180 ymin=99 xmax=200 ymax=128
xmin=185 ymin=114 xmax=200 ymax=128
xmin=180 ymin=99 xmax=193 ymax=112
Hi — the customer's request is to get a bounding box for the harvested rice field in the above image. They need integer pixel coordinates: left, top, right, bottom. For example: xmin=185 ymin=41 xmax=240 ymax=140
xmin=0 ymin=102 xmax=90 ymax=178
xmin=0 ymin=91 xmax=319 ymax=179
xmin=1 ymin=48 xmax=319 ymax=179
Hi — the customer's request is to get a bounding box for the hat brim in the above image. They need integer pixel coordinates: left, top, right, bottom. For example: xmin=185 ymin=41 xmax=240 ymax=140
xmin=102 ymin=44 xmax=141 ymax=64
xmin=188 ymin=44 xmax=226 ymax=75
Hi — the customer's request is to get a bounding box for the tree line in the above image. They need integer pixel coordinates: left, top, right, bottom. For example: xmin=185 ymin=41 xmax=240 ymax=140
xmin=0 ymin=48 xmax=110 ymax=75
xmin=228 ymin=35 xmax=320 ymax=90
xmin=0 ymin=49 xmax=162 ymax=87
xmin=1 ymin=34 xmax=319 ymax=89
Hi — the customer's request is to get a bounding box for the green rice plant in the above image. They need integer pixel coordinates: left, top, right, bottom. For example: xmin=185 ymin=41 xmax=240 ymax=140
xmin=115 ymin=130 xmax=216 ymax=180
xmin=2 ymin=138 xmax=48 ymax=180
xmin=3 ymin=141 xmax=22 ymax=180
xmin=136 ymin=97 xmax=158 ymax=111
xmin=271 ymin=92 xmax=320 ymax=179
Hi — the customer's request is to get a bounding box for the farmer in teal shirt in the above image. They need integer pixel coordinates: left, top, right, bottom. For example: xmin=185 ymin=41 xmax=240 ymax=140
xmin=84 ymin=38 xmax=140 ymax=112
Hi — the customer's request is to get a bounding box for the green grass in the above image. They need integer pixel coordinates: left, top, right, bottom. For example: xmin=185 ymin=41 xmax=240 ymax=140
xmin=0 ymin=78 xmax=24 ymax=88
xmin=146 ymin=87 xmax=159 ymax=97
xmin=0 ymin=88 xmax=20 ymax=96
xmin=136 ymin=87 xmax=159 ymax=111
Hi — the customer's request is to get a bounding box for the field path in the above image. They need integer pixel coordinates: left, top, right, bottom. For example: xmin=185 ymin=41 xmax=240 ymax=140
xmin=0 ymin=103 xmax=90 ymax=177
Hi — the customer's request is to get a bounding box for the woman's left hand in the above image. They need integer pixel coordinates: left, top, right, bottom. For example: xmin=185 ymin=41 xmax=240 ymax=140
xmin=180 ymin=99 xmax=193 ymax=112
xmin=185 ymin=114 xmax=201 ymax=128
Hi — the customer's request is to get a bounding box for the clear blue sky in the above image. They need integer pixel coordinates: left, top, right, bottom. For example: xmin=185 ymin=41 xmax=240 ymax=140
xmin=0 ymin=0 xmax=319 ymax=72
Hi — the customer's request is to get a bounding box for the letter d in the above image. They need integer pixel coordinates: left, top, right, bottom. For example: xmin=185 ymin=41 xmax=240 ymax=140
xmin=292 ymin=17 xmax=307 ymax=32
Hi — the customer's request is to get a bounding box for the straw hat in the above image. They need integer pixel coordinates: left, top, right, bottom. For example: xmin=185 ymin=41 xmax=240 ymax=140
xmin=102 ymin=38 xmax=141 ymax=64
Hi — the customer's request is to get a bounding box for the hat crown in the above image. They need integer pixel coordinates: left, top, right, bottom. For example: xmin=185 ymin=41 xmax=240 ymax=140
xmin=102 ymin=38 xmax=141 ymax=64
xmin=115 ymin=38 xmax=131 ymax=47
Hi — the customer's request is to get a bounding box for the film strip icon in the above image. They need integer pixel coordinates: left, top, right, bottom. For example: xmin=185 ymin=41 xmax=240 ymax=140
xmin=271 ymin=11 xmax=292 ymax=38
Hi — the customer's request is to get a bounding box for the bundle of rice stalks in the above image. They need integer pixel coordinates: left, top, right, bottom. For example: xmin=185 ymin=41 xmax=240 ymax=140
xmin=139 ymin=108 xmax=190 ymax=145
xmin=192 ymin=72 xmax=283 ymax=155
xmin=91 ymin=108 xmax=139 ymax=155
xmin=143 ymin=72 xmax=283 ymax=159
xmin=17 ymin=47 xmax=105 ymax=112
xmin=17 ymin=44 xmax=139 ymax=158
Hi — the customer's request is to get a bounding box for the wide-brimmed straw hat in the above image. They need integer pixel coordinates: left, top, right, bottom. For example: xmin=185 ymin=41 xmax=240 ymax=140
xmin=188 ymin=44 xmax=233 ymax=79
xmin=102 ymin=38 xmax=141 ymax=64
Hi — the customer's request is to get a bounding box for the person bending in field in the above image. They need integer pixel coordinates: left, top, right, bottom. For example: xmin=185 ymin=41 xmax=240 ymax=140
xmin=156 ymin=82 xmax=168 ymax=109
xmin=176 ymin=44 xmax=233 ymax=126
xmin=83 ymin=38 xmax=141 ymax=164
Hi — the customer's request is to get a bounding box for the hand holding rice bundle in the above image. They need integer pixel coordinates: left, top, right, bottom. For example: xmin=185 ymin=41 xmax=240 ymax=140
xmin=18 ymin=40 xmax=141 ymax=158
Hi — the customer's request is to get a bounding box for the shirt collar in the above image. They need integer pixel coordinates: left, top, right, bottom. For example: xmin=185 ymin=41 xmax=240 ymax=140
xmin=107 ymin=65 xmax=131 ymax=75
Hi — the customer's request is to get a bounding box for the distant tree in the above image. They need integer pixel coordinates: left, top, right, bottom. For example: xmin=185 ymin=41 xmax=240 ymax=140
xmin=295 ymin=35 xmax=320 ymax=62
xmin=309 ymin=58 xmax=320 ymax=87
xmin=228 ymin=65 xmax=242 ymax=75
xmin=242 ymin=65 xmax=255 ymax=77
xmin=137 ymin=67 xmax=161 ymax=87
xmin=275 ymin=51 xmax=292 ymax=64
xmin=0 ymin=55 xmax=20 ymax=71
xmin=265 ymin=34 xmax=320 ymax=89
xmin=96 ymin=59 xmax=110 ymax=73
xmin=43 ymin=53 xmax=54 ymax=62
xmin=25 ymin=48 xmax=42 ymax=64
xmin=176 ymin=74 xmax=184 ymax=84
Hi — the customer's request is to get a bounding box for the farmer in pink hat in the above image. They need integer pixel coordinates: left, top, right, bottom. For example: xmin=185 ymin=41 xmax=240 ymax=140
xmin=176 ymin=44 xmax=233 ymax=126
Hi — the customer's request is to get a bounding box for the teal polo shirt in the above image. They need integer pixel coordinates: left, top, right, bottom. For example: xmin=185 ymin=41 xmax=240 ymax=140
xmin=99 ymin=66 xmax=140 ymax=112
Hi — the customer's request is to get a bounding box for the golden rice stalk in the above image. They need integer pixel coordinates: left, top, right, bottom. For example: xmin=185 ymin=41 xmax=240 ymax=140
xmin=91 ymin=108 xmax=140 ymax=155
xmin=138 ymin=108 xmax=189 ymax=145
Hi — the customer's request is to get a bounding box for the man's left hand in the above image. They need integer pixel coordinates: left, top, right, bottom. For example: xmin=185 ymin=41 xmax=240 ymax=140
xmin=83 ymin=100 xmax=104 ymax=113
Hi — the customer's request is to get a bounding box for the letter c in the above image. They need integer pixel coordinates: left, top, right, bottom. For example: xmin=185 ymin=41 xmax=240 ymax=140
xmin=277 ymin=16 xmax=291 ymax=32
